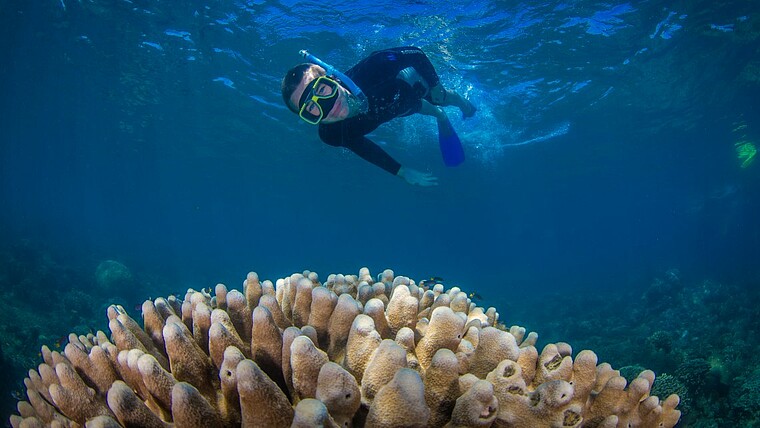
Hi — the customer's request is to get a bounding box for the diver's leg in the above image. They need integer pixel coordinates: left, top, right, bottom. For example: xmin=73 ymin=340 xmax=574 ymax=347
xmin=419 ymin=99 xmax=447 ymax=120
xmin=399 ymin=47 xmax=476 ymax=118
xmin=419 ymin=100 xmax=465 ymax=166
xmin=429 ymin=85 xmax=476 ymax=118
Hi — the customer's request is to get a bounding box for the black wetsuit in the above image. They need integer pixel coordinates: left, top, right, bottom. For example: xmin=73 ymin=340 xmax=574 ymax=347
xmin=318 ymin=47 xmax=441 ymax=175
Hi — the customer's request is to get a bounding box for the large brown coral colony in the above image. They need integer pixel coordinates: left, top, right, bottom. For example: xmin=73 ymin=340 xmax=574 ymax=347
xmin=11 ymin=268 xmax=681 ymax=428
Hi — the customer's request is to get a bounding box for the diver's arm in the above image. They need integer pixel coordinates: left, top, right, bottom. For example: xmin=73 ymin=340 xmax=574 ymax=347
xmin=347 ymin=136 xmax=438 ymax=186
xmin=319 ymin=126 xmax=401 ymax=175
xmin=345 ymin=136 xmax=403 ymax=175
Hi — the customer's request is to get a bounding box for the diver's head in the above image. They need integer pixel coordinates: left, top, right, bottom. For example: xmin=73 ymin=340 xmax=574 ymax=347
xmin=281 ymin=63 xmax=360 ymax=125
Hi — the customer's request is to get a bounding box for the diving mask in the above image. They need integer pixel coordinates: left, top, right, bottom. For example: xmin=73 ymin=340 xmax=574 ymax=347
xmin=298 ymin=76 xmax=340 ymax=125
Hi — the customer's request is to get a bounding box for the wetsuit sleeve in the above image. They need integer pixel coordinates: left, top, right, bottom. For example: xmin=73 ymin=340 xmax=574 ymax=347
xmin=319 ymin=127 xmax=401 ymax=175
xmin=340 ymin=136 xmax=402 ymax=176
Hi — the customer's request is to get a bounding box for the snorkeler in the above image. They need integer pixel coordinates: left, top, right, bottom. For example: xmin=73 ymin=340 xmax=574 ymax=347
xmin=281 ymin=47 xmax=476 ymax=186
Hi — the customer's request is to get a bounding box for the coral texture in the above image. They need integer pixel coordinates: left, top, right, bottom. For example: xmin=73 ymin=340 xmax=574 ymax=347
xmin=10 ymin=268 xmax=681 ymax=428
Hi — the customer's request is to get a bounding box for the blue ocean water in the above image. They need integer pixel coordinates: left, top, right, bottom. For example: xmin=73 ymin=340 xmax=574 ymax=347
xmin=1 ymin=0 xmax=759 ymax=424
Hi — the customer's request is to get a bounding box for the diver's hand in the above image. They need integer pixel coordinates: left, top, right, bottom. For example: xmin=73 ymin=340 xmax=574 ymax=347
xmin=398 ymin=166 xmax=438 ymax=186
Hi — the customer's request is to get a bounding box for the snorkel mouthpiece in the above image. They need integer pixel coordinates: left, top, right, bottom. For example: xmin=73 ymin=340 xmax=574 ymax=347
xmin=299 ymin=50 xmax=368 ymax=113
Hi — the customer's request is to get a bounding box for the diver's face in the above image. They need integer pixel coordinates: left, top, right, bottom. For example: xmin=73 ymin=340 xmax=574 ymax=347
xmin=291 ymin=65 xmax=353 ymax=124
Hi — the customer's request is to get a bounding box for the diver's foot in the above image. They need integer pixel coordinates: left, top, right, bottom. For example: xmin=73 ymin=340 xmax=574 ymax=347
xmin=461 ymin=98 xmax=477 ymax=119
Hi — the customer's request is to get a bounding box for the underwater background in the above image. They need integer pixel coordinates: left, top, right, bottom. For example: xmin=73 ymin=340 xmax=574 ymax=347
xmin=1 ymin=0 xmax=758 ymax=426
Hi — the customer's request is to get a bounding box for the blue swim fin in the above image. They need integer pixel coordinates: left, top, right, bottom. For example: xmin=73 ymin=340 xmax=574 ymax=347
xmin=438 ymin=118 xmax=465 ymax=167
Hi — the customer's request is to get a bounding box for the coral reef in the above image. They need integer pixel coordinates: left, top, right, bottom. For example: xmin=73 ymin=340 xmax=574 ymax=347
xmin=94 ymin=260 xmax=137 ymax=299
xmin=0 ymin=243 xmax=114 ymax=420
xmin=510 ymin=270 xmax=760 ymax=426
xmin=10 ymin=268 xmax=680 ymax=427
xmin=734 ymin=368 xmax=760 ymax=422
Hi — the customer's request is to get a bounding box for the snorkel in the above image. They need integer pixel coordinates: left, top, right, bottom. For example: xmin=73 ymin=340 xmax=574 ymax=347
xmin=299 ymin=49 xmax=369 ymax=114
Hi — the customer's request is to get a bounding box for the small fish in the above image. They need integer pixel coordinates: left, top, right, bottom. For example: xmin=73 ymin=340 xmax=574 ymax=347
xmin=733 ymin=123 xmax=747 ymax=132
xmin=53 ymin=335 xmax=68 ymax=349
xmin=469 ymin=291 xmax=483 ymax=301
xmin=419 ymin=276 xmax=445 ymax=287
